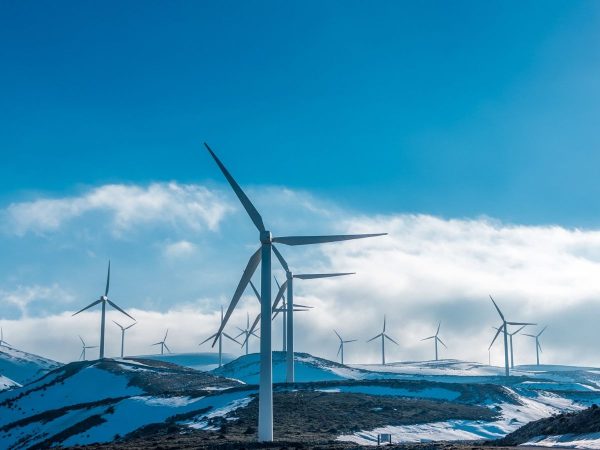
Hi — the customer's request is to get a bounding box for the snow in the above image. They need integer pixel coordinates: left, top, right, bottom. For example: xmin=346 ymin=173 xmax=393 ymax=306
xmin=319 ymin=384 xmax=461 ymax=401
xmin=0 ymin=345 xmax=60 ymax=385
xmin=337 ymin=389 xmax=582 ymax=446
xmin=0 ymin=375 xmax=19 ymax=391
xmin=523 ymin=432 xmax=600 ymax=448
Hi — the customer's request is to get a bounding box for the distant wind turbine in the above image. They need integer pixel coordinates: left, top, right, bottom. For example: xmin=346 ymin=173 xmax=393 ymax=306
xmin=79 ymin=336 xmax=98 ymax=361
xmin=200 ymin=306 xmax=240 ymax=367
xmin=523 ymin=326 xmax=547 ymax=366
xmin=489 ymin=295 xmax=536 ymax=376
xmin=152 ymin=329 xmax=171 ymax=355
xmin=421 ymin=322 xmax=447 ymax=361
xmin=273 ymin=276 xmax=312 ymax=352
xmin=235 ymin=312 xmax=260 ymax=355
xmin=113 ymin=321 xmax=136 ymax=358
xmin=72 ymin=261 xmax=135 ymax=359
xmin=204 ymin=143 xmax=386 ymax=442
xmin=0 ymin=328 xmax=9 ymax=347
xmin=334 ymin=330 xmax=356 ymax=365
xmin=367 ymin=315 xmax=399 ymax=365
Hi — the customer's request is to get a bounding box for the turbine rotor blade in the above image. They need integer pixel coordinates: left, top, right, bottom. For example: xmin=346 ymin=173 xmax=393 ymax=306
xmin=538 ymin=326 xmax=547 ymax=337
xmin=294 ymin=272 xmax=355 ymax=280
xmin=271 ymin=245 xmax=289 ymax=273
xmin=271 ymin=279 xmax=289 ymax=313
xmin=512 ymin=325 xmax=527 ymax=335
xmin=272 ymin=233 xmax=387 ymax=246
xmin=125 ymin=323 xmax=136 ymax=330
xmin=507 ymin=322 xmax=536 ymax=326
xmin=436 ymin=322 xmax=441 ymax=336
xmin=223 ymin=332 xmax=241 ymax=345
xmin=72 ymin=299 xmax=102 ymax=316
xmin=337 ymin=344 xmax=342 ymax=357
xmin=333 ymin=329 xmax=342 ymax=341
xmin=367 ymin=333 xmax=383 ymax=343
xmin=204 ymin=143 xmax=265 ymax=232
xmin=199 ymin=333 xmax=218 ymax=346
xmin=421 ymin=336 xmax=435 ymax=341
xmin=345 ymin=339 xmax=357 ymax=343
xmin=385 ymin=334 xmax=399 ymax=345
xmin=164 ymin=343 xmax=171 ymax=353
xmin=437 ymin=337 xmax=448 ymax=348
xmin=106 ymin=300 xmax=135 ymax=321
xmin=489 ymin=324 xmax=504 ymax=350
xmin=249 ymin=280 xmax=261 ymax=304
xmin=489 ymin=295 xmax=504 ymax=320
xmin=112 ymin=320 xmax=124 ymax=330
xmin=79 ymin=335 xmax=85 ymax=345
xmin=212 ymin=248 xmax=261 ymax=347
xmin=105 ymin=260 xmax=111 ymax=297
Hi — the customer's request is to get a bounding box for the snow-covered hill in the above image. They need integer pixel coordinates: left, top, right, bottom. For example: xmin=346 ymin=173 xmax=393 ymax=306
xmin=0 ymin=375 xmax=19 ymax=391
xmin=0 ymin=345 xmax=60 ymax=385
xmin=139 ymin=352 xmax=236 ymax=371
xmin=0 ymin=357 xmax=252 ymax=449
xmin=213 ymin=351 xmax=371 ymax=384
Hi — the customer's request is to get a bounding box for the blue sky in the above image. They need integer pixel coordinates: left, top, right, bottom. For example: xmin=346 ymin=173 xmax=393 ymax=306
xmin=2 ymin=1 xmax=600 ymax=224
xmin=3 ymin=2 xmax=600 ymax=364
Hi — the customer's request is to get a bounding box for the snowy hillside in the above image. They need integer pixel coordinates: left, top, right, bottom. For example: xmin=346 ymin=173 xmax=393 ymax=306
xmin=0 ymin=357 xmax=252 ymax=449
xmin=0 ymin=375 xmax=19 ymax=391
xmin=140 ymin=352 xmax=236 ymax=371
xmin=213 ymin=351 xmax=371 ymax=384
xmin=0 ymin=345 xmax=60 ymax=385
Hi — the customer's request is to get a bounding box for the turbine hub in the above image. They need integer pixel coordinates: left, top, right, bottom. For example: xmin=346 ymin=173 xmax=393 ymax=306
xmin=260 ymin=230 xmax=272 ymax=244
xmin=286 ymin=271 xmax=293 ymax=280
xmin=101 ymin=295 xmax=107 ymax=301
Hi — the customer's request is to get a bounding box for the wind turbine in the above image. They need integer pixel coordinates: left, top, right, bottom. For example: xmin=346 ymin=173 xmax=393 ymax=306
xmin=72 ymin=261 xmax=135 ymax=359
xmin=152 ymin=329 xmax=171 ymax=355
xmin=0 ymin=328 xmax=10 ymax=347
xmin=488 ymin=295 xmax=536 ymax=376
xmin=271 ymin=248 xmax=354 ymax=383
xmin=204 ymin=143 xmax=386 ymax=442
xmin=493 ymin=324 xmax=527 ymax=369
xmin=367 ymin=315 xmax=399 ymax=365
xmin=235 ymin=312 xmax=260 ymax=355
xmin=200 ymin=306 xmax=241 ymax=367
xmin=524 ymin=326 xmax=547 ymax=366
xmin=421 ymin=322 xmax=447 ymax=361
xmin=334 ymin=330 xmax=356 ymax=365
xmin=79 ymin=336 xmax=98 ymax=361
xmin=273 ymin=276 xmax=313 ymax=352
xmin=113 ymin=321 xmax=136 ymax=358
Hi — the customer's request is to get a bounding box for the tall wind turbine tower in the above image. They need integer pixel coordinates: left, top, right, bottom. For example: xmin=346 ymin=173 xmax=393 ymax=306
xmin=200 ymin=306 xmax=240 ymax=367
xmin=204 ymin=143 xmax=386 ymax=442
xmin=524 ymin=326 xmax=547 ymax=366
xmin=489 ymin=295 xmax=535 ymax=376
xmin=334 ymin=330 xmax=356 ymax=365
xmin=494 ymin=324 xmax=527 ymax=369
xmin=72 ymin=261 xmax=135 ymax=359
xmin=367 ymin=315 xmax=399 ymax=365
xmin=113 ymin=321 xmax=136 ymax=358
xmin=421 ymin=322 xmax=447 ymax=361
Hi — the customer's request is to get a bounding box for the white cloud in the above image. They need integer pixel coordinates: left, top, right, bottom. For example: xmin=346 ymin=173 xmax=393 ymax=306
xmin=0 ymin=284 xmax=74 ymax=318
xmin=3 ymin=182 xmax=234 ymax=236
xmin=163 ymin=240 xmax=197 ymax=259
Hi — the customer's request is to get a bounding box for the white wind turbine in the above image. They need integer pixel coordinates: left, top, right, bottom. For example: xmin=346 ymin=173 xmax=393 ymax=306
xmin=270 ymin=248 xmax=354 ymax=383
xmin=204 ymin=143 xmax=386 ymax=442
xmin=200 ymin=306 xmax=241 ymax=367
xmin=334 ymin=330 xmax=356 ymax=365
xmin=523 ymin=326 xmax=547 ymax=366
xmin=493 ymin=324 xmax=527 ymax=369
xmin=113 ymin=321 xmax=136 ymax=358
xmin=274 ymin=276 xmax=312 ymax=352
xmin=72 ymin=261 xmax=135 ymax=359
xmin=235 ymin=312 xmax=260 ymax=355
xmin=0 ymin=328 xmax=10 ymax=347
xmin=79 ymin=336 xmax=98 ymax=361
xmin=421 ymin=322 xmax=447 ymax=361
xmin=367 ymin=315 xmax=399 ymax=365
xmin=152 ymin=329 xmax=171 ymax=355
xmin=489 ymin=295 xmax=536 ymax=376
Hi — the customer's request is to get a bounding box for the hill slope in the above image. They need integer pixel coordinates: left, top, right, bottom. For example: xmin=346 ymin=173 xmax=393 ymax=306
xmin=0 ymin=345 xmax=60 ymax=385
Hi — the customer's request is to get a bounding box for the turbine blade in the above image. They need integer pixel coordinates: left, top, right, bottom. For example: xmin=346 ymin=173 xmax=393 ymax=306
xmin=437 ymin=337 xmax=448 ymax=348
xmin=152 ymin=342 xmax=161 ymax=346
xmin=79 ymin=335 xmax=85 ymax=345
xmin=249 ymin=280 xmax=261 ymax=304
xmin=436 ymin=322 xmax=441 ymax=336
xmin=507 ymin=322 xmax=536 ymax=326
xmin=383 ymin=315 xmax=386 ymax=332
xmin=385 ymin=334 xmax=399 ymax=345
xmin=271 ymin=245 xmax=289 ymax=273
xmin=337 ymin=344 xmax=342 ymax=357
xmin=199 ymin=333 xmax=218 ymax=346
xmin=294 ymin=272 xmax=355 ymax=280
xmin=292 ymin=303 xmax=313 ymax=309
xmin=421 ymin=336 xmax=435 ymax=341
xmin=234 ymin=331 xmax=245 ymax=339
xmin=72 ymin=299 xmax=102 ymax=316
xmin=125 ymin=323 xmax=137 ymax=330
xmin=489 ymin=325 xmax=504 ymax=350
xmin=334 ymin=329 xmax=342 ymax=341
xmin=523 ymin=334 xmax=536 ymax=338
xmin=106 ymin=300 xmax=135 ymax=321
xmin=251 ymin=331 xmax=259 ymax=338
xmin=272 ymin=233 xmax=387 ymax=246
xmin=223 ymin=332 xmax=241 ymax=345
xmin=538 ymin=326 xmax=547 ymax=337
xmin=164 ymin=343 xmax=171 ymax=353
xmin=512 ymin=325 xmax=527 ymax=335
xmin=112 ymin=320 xmax=124 ymax=330
xmin=242 ymin=313 xmax=261 ymax=346
xmin=164 ymin=329 xmax=169 ymax=341
xmin=489 ymin=295 xmax=505 ymax=320
xmin=212 ymin=248 xmax=261 ymax=347
xmin=204 ymin=143 xmax=265 ymax=232
xmin=345 ymin=339 xmax=357 ymax=343
xmin=367 ymin=333 xmax=383 ymax=343
xmin=538 ymin=342 xmax=543 ymax=353
xmin=271 ymin=279 xmax=289 ymax=313
xmin=105 ymin=260 xmax=111 ymax=296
